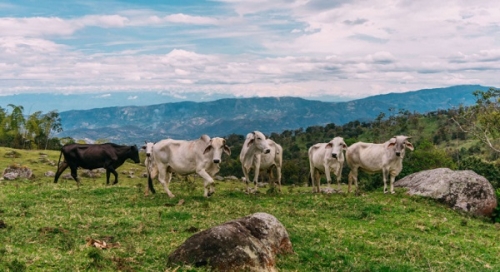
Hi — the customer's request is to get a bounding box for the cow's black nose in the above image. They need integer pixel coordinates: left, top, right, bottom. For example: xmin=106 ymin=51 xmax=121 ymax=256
xmin=331 ymin=153 xmax=337 ymax=158
xmin=395 ymin=152 xmax=401 ymax=157
xmin=213 ymin=159 xmax=220 ymax=164
xmin=146 ymin=153 xmax=151 ymax=157
xmin=264 ymin=149 xmax=271 ymax=154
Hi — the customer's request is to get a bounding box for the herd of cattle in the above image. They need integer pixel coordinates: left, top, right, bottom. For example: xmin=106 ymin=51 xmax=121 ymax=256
xmin=53 ymin=131 xmax=414 ymax=196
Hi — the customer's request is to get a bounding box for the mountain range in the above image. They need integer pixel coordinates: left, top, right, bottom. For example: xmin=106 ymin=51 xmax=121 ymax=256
xmin=55 ymin=85 xmax=491 ymax=144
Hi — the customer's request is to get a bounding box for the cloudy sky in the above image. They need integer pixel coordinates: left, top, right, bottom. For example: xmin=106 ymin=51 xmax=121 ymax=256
xmin=1 ymin=0 xmax=499 ymax=101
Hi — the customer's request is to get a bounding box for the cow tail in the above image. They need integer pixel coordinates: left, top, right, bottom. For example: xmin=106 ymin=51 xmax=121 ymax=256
xmin=147 ymin=173 xmax=156 ymax=194
xmin=54 ymin=149 xmax=63 ymax=183
xmin=146 ymin=158 xmax=156 ymax=194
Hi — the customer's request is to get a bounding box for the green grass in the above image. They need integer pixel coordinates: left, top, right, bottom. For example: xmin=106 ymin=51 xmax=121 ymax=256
xmin=1 ymin=147 xmax=500 ymax=271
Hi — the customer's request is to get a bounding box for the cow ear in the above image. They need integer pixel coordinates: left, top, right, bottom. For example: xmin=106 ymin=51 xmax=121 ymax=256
xmin=342 ymin=143 xmax=348 ymax=150
xmin=247 ymin=139 xmax=254 ymax=147
xmin=326 ymin=143 xmax=333 ymax=149
xmin=387 ymin=142 xmax=396 ymax=148
xmin=141 ymin=145 xmax=146 ymax=150
xmin=203 ymin=145 xmax=213 ymax=154
xmin=224 ymin=145 xmax=231 ymax=155
xmin=405 ymin=141 xmax=414 ymax=151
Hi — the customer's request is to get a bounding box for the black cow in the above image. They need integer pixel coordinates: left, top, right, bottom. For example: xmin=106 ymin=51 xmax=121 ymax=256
xmin=54 ymin=143 xmax=140 ymax=185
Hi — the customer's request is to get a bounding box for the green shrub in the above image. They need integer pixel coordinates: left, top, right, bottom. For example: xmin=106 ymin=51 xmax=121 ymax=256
xmin=458 ymin=156 xmax=500 ymax=189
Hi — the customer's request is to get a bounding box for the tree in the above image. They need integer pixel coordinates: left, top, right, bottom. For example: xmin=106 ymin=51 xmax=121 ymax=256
xmin=6 ymin=104 xmax=25 ymax=135
xmin=26 ymin=111 xmax=43 ymax=147
xmin=452 ymin=88 xmax=500 ymax=153
xmin=41 ymin=111 xmax=63 ymax=150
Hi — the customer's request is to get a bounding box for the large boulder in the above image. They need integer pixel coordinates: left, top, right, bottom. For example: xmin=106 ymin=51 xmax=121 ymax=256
xmin=167 ymin=212 xmax=293 ymax=271
xmin=395 ymin=168 xmax=497 ymax=217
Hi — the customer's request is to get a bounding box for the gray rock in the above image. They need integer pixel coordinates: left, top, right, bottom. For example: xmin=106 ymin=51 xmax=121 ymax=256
xmin=225 ymin=175 xmax=239 ymax=181
xmin=3 ymin=172 xmax=18 ymax=180
xmin=395 ymin=168 xmax=497 ymax=217
xmin=81 ymin=170 xmax=102 ymax=178
xmin=214 ymin=175 xmax=224 ymax=181
xmin=44 ymin=171 xmax=55 ymax=177
xmin=2 ymin=165 xmax=34 ymax=180
xmin=168 ymin=212 xmax=293 ymax=271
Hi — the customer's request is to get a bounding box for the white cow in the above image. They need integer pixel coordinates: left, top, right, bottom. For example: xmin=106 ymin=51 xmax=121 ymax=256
xmin=346 ymin=135 xmax=414 ymax=194
xmin=148 ymin=135 xmax=231 ymax=198
xmin=308 ymin=137 xmax=347 ymax=193
xmin=239 ymin=131 xmax=283 ymax=192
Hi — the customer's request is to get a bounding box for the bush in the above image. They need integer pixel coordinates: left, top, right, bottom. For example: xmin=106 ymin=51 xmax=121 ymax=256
xmin=458 ymin=156 xmax=500 ymax=189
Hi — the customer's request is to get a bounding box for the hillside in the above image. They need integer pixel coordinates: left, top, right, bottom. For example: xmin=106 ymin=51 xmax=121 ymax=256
xmin=56 ymin=85 xmax=490 ymax=144
xmin=1 ymin=146 xmax=500 ymax=271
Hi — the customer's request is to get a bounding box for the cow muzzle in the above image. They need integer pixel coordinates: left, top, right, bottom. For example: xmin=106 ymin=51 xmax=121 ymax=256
xmin=395 ymin=152 xmax=401 ymax=157
xmin=146 ymin=153 xmax=151 ymax=157
xmin=264 ymin=149 xmax=271 ymax=154
xmin=213 ymin=159 xmax=220 ymax=164
xmin=331 ymin=153 xmax=337 ymax=159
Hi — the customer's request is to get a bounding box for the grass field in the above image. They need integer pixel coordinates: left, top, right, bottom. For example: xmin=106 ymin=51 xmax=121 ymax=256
xmin=1 ymin=147 xmax=500 ymax=271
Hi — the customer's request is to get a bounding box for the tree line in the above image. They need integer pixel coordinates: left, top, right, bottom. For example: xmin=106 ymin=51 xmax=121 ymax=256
xmin=0 ymin=104 xmax=64 ymax=150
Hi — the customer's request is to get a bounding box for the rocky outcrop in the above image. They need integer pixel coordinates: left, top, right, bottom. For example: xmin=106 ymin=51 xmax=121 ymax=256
xmin=395 ymin=168 xmax=497 ymax=217
xmin=168 ymin=212 xmax=293 ymax=271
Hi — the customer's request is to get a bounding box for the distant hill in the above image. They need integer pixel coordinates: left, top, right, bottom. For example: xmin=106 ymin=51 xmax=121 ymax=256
xmin=56 ymin=85 xmax=491 ymax=144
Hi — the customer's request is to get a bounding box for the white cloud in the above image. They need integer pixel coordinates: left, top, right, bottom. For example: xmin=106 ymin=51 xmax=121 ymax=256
xmin=163 ymin=13 xmax=219 ymax=25
xmin=0 ymin=0 xmax=499 ymax=101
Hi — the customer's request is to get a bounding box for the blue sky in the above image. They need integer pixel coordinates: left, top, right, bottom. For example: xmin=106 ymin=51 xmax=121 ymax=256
xmin=1 ymin=0 xmax=499 ymax=101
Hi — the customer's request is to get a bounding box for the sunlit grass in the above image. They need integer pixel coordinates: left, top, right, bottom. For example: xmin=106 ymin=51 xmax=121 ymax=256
xmin=1 ymin=147 xmax=500 ymax=271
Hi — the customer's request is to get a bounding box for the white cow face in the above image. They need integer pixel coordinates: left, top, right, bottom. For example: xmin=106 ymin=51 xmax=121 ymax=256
xmin=204 ymin=137 xmax=231 ymax=164
xmin=387 ymin=136 xmax=414 ymax=157
xmin=141 ymin=141 xmax=155 ymax=157
xmin=326 ymin=137 xmax=347 ymax=159
xmin=247 ymin=131 xmax=271 ymax=154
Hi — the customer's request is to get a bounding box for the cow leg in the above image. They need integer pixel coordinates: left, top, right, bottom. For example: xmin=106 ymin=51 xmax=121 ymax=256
xmin=106 ymin=169 xmax=111 ymax=185
xmin=324 ymin=163 xmax=332 ymax=188
xmin=390 ymin=174 xmax=396 ymax=194
xmin=348 ymin=167 xmax=358 ymax=193
xmin=54 ymin=162 xmax=69 ymax=183
xmin=109 ymin=168 xmax=119 ymax=185
xmin=197 ymin=169 xmax=215 ymax=197
xmin=242 ymin=166 xmax=252 ymax=193
xmin=275 ymin=165 xmax=282 ymax=192
xmin=252 ymin=166 xmax=260 ymax=190
xmin=157 ymin=163 xmax=174 ymax=198
xmin=70 ymin=166 xmax=80 ymax=184
xmin=336 ymin=166 xmax=343 ymax=192
xmin=313 ymin=170 xmax=321 ymax=193
xmin=382 ymin=168 xmax=388 ymax=194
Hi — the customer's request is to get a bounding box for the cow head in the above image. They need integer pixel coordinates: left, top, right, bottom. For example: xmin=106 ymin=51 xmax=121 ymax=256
xmin=387 ymin=136 xmax=414 ymax=157
xmin=130 ymin=145 xmax=141 ymax=163
xmin=141 ymin=141 xmax=155 ymax=157
xmin=204 ymin=137 xmax=231 ymax=164
xmin=326 ymin=137 xmax=347 ymax=159
xmin=246 ymin=131 xmax=271 ymax=154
